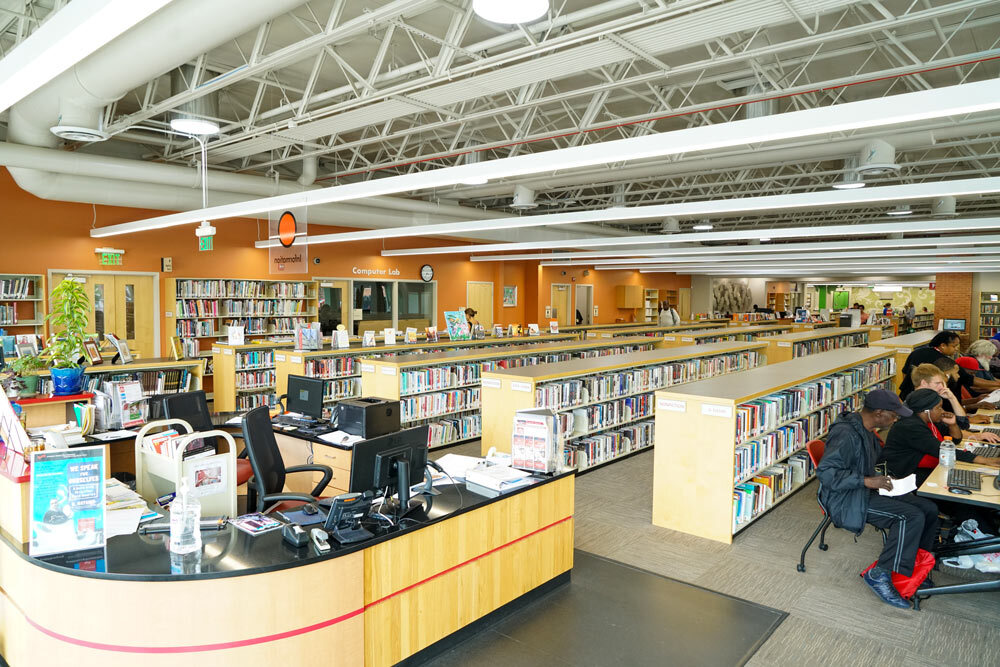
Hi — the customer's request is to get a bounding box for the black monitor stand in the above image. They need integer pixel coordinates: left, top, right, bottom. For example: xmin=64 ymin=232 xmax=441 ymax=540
xmin=380 ymin=458 xmax=427 ymax=522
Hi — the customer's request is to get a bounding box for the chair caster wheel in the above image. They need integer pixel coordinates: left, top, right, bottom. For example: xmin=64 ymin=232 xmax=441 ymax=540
xmin=796 ymin=563 xmax=806 ymax=572
xmin=818 ymin=544 xmax=829 ymax=551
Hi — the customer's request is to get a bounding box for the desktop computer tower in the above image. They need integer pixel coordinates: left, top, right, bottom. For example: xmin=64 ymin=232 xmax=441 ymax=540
xmin=335 ymin=397 xmax=400 ymax=438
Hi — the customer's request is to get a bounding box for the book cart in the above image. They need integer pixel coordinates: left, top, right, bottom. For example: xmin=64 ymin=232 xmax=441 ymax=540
xmin=481 ymin=341 xmax=768 ymax=472
xmin=661 ymin=324 xmax=791 ymax=348
xmin=360 ymin=336 xmax=666 ymax=449
xmin=764 ymin=326 xmax=871 ymax=364
xmin=651 ymin=346 xmax=896 ymax=544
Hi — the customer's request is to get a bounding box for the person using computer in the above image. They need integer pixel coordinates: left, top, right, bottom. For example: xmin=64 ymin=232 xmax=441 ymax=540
xmin=930 ymin=357 xmax=995 ymax=425
xmin=907 ymin=363 xmax=1000 ymax=444
xmin=898 ymin=331 xmax=1000 ymax=399
xmin=816 ymin=389 xmax=937 ymax=609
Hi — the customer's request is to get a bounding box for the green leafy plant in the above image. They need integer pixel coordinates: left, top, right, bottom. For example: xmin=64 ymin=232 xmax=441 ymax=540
xmin=10 ymin=353 xmax=46 ymax=376
xmin=44 ymin=277 xmax=91 ymax=369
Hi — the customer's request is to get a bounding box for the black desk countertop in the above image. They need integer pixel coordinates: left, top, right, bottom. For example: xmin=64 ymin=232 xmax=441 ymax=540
xmin=5 ymin=471 xmax=574 ymax=583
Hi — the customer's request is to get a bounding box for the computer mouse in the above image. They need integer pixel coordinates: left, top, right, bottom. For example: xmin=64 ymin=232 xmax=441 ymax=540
xmin=949 ymin=487 xmax=973 ymax=495
xmin=302 ymin=503 xmax=318 ymax=515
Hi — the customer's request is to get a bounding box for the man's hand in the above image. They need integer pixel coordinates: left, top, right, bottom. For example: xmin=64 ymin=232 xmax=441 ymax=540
xmin=969 ymin=414 xmax=991 ymax=424
xmin=941 ymin=411 xmax=958 ymax=426
xmin=979 ymin=457 xmax=1000 ymax=467
xmin=938 ymin=386 xmax=958 ymax=402
xmin=967 ymin=430 xmax=1000 ymax=444
xmin=864 ymin=476 xmax=893 ymax=491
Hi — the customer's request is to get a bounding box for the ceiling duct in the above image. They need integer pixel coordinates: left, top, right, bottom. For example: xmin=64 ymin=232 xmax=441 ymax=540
xmin=50 ymin=99 xmax=108 ymax=142
xmin=745 ymin=83 xmax=775 ymax=120
xmin=610 ymin=183 xmax=626 ymax=207
xmin=931 ymin=195 xmax=957 ymax=217
xmin=511 ymin=184 xmax=538 ymax=209
xmin=857 ymin=139 xmax=900 ymax=175
xmin=832 ymin=154 xmax=865 ymax=189
xmin=170 ymin=64 xmax=219 ymax=133
xmin=661 ymin=217 xmax=680 ymax=233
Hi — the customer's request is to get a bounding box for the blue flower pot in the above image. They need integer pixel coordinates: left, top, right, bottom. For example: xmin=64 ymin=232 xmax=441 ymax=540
xmin=50 ymin=367 xmax=84 ymax=395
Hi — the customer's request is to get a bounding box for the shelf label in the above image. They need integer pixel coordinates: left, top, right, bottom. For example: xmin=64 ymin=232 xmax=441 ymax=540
xmin=381 ymin=366 xmax=397 ymax=376
xmin=290 ymin=356 xmax=302 ymax=363
xmin=165 ymin=311 xmax=173 ymax=318
xmin=275 ymin=354 xmax=286 ymax=362
xmin=777 ymin=342 xmax=792 ymax=348
xmin=511 ymin=381 xmax=531 ymax=393
xmin=681 ymin=337 xmax=693 ymax=342
xmin=701 ymin=403 xmax=732 ymax=418
xmin=360 ymin=363 xmax=375 ymax=373
xmin=664 ymin=336 xmax=675 ymax=341
xmin=657 ymin=398 xmax=686 ymax=413
xmin=600 ymin=333 xmax=611 ymax=338
xmin=223 ymin=349 xmax=233 ymax=355
xmin=211 ymin=347 xmax=221 ymax=353
xmin=482 ymin=378 xmax=501 ymax=389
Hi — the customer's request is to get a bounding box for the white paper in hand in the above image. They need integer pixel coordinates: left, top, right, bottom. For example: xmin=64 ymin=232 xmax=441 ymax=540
xmin=879 ymin=473 xmax=917 ymax=497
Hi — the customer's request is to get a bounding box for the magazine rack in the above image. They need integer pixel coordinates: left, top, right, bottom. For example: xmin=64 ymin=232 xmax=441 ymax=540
xmin=134 ymin=419 xmax=237 ymax=517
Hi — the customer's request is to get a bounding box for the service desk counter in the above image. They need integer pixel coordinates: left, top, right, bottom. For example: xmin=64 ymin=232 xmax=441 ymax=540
xmin=0 ymin=468 xmax=575 ymax=667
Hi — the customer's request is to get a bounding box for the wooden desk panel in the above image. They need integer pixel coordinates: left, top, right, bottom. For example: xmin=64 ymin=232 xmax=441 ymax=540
xmin=918 ymin=461 xmax=1000 ymax=509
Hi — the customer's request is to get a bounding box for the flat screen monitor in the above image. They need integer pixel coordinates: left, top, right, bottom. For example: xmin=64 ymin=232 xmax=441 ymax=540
xmin=286 ymin=375 xmax=325 ymax=420
xmin=942 ymin=319 xmax=966 ymax=332
xmin=349 ymin=425 xmax=429 ymax=496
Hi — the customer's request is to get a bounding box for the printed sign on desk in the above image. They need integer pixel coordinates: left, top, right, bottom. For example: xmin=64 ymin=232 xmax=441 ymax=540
xmin=29 ymin=446 xmax=106 ymax=556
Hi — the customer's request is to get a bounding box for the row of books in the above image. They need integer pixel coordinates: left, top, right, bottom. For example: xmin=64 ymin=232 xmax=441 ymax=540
xmin=39 ymin=369 xmax=195 ymax=397
xmin=305 ymin=356 xmax=356 ymax=378
xmin=0 ymin=304 xmax=22 ymax=325
xmin=235 ymin=350 xmax=274 ymax=370
xmin=427 ymin=414 xmax=481 ymax=447
xmin=564 ymin=420 xmax=654 ymax=470
xmin=175 ymin=279 xmax=312 ymax=299
xmin=400 ymin=387 xmax=481 ymax=422
xmin=557 ymin=393 xmax=653 ymax=438
xmin=733 ymin=452 xmax=812 ymax=530
xmin=181 ymin=338 xmax=201 ymax=359
xmin=734 ymin=357 xmax=894 ymax=444
xmin=980 ymin=315 xmax=1000 ymax=325
xmin=732 ymin=382 xmax=890 ymax=484
xmin=480 ymin=352 xmax=573 ymax=373
xmin=982 ymin=326 xmax=1000 ymax=338
xmin=219 ymin=300 xmax=310 ymax=316
xmin=234 ymin=369 xmax=276 ymax=390
xmin=400 ymin=364 xmax=481 ymax=395
xmin=0 ymin=277 xmax=35 ymax=300
xmin=323 ymin=377 xmax=360 ymax=401
xmin=981 ymin=304 xmax=1000 ymax=314
xmin=733 ymin=312 xmax=777 ymax=322
xmin=175 ymin=299 xmax=220 ymax=317
xmin=535 ymin=351 xmax=762 ymax=410
xmin=791 ymin=332 xmax=867 ymax=357
xmin=575 ymin=343 xmax=652 ymax=358
xmin=176 ymin=319 xmax=216 ymax=337
xmin=236 ymin=392 xmax=278 ymax=411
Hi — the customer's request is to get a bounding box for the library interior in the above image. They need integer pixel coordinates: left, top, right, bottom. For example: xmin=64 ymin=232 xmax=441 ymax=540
xmin=2 ymin=2 xmax=1000 ymax=665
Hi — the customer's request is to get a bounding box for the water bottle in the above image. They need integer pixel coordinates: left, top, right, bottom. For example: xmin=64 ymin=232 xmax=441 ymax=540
xmin=939 ymin=436 xmax=956 ymax=469
xmin=169 ymin=476 xmax=202 ymax=554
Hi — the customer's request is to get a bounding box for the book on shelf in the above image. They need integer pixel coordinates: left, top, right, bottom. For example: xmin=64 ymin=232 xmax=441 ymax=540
xmin=424 ymin=326 xmax=439 ymax=342
xmin=527 ymin=323 xmax=540 ymax=336
xmin=294 ymin=322 xmax=320 ymax=350
xmin=384 ymin=328 xmax=396 ymax=345
xmin=549 ymin=320 xmax=559 ymax=334
xmin=405 ymin=327 xmax=417 ymax=344
xmin=492 ymin=324 xmax=503 ymax=338
xmin=362 ymin=330 xmax=376 ymax=347
xmin=511 ymin=408 xmax=561 ymax=473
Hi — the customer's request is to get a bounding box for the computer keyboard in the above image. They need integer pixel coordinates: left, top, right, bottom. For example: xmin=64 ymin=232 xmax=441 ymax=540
xmin=973 ymin=446 xmax=1000 ymax=458
xmin=992 ymin=414 xmax=1000 ymax=424
xmin=947 ymin=468 xmax=982 ymax=491
xmin=995 ymin=475 xmax=1000 ymax=491
xmin=978 ymin=427 xmax=1000 ymax=437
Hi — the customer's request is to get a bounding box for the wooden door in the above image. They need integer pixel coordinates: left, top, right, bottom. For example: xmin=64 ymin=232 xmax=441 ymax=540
xmin=466 ymin=281 xmax=494 ymax=328
xmin=51 ymin=272 xmax=156 ymax=359
xmin=551 ymin=283 xmax=572 ymax=327
xmin=678 ymin=287 xmax=692 ymax=320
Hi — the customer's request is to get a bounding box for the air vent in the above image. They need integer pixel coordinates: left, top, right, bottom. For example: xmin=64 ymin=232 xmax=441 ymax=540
xmin=50 ymin=125 xmax=109 ymax=142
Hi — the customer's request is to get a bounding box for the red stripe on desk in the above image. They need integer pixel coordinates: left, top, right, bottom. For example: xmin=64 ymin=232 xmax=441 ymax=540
xmin=3 ymin=513 xmax=573 ymax=653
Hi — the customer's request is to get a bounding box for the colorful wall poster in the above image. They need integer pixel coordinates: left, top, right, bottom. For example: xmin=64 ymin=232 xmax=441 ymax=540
xmin=29 ymin=446 xmax=106 ymax=556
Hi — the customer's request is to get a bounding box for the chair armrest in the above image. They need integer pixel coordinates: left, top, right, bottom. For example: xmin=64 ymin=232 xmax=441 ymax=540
xmin=286 ymin=463 xmax=334 ymax=496
xmin=260 ymin=492 xmax=317 ymax=507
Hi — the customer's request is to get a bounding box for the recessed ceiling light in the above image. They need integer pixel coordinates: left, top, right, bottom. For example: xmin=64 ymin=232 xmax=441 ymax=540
xmin=459 ymin=175 xmax=489 ymax=185
xmin=759 ymin=237 xmax=771 ymax=242
xmin=887 ymin=205 xmax=913 ymax=216
xmin=832 ymin=178 xmax=866 ymax=190
xmin=473 ymin=0 xmax=548 ymax=24
xmin=692 ymin=224 xmax=713 ymax=230
xmin=169 ymin=117 xmax=219 ymax=135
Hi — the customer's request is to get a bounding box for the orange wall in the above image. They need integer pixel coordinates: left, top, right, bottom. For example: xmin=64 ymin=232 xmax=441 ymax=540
xmin=0 ymin=168 xmax=690 ymax=352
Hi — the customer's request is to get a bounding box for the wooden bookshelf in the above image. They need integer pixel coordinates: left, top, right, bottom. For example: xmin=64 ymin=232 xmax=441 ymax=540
xmin=790 ymin=321 xmax=837 ymax=332
xmin=905 ymin=312 xmax=934 ymax=332
xmin=481 ymin=341 xmax=768 ymax=471
xmin=273 ymin=333 xmax=578 ymax=407
xmin=361 ymin=337 xmax=665 ymax=449
xmin=764 ymin=326 xmax=871 ymax=364
xmin=662 ymin=324 xmax=791 ymax=348
xmin=980 ymin=292 xmax=1000 ymax=338
xmin=585 ymin=323 xmax=726 ymax=340
xmin=561 ymin=322 xmax=654 ymax=338
xmin=873 ymin=330 xmax=936 ymax=387
xmin=37 ymin=357 xmax=205 ymax=395
xmin=730 ymin=312 xmax=779 ymax=324
xmin=651 ymin=346 xmax=896 ymax=544
xmin=644 ymin=289 xmax=659 ymax=323
xmin=0 ymin=274 xmax=45 ymax=335
xmin=211 ymin=341 xmax=296 ymax=412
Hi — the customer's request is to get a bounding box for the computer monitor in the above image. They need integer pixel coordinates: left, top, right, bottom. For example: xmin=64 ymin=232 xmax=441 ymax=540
xmin=349 ymin=425 xmax=429 ymax=517
xmin=285 ymin=375 xmax=325 ymax=420
xmin=942 ymin=318 xmax=966 ymax=332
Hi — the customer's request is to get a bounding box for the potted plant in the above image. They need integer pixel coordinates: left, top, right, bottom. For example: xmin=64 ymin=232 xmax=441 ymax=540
xmin=10 ymin=353 xmax=46 ymax=397
xmin=44 ymin=277 xmax=91 ymax=395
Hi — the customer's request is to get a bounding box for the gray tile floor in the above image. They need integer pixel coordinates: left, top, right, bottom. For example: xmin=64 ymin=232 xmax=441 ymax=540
xmin=432 ymin=443 xmax=1000 ymax=666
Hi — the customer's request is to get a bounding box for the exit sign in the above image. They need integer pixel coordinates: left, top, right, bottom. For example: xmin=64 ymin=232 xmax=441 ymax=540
xmin=199 ymin=236 xmax=214 ymax=251
xmin=100 ymin=252 xmax=122 ymax=266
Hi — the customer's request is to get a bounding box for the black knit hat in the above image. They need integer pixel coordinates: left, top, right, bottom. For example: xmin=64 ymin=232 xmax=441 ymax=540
xmin=905 ymin=388 xmax=943 ymax=413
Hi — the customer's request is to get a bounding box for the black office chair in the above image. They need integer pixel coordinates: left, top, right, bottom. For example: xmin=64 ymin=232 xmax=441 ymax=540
xmin=241 ymin=405 xmax=333 ymax=514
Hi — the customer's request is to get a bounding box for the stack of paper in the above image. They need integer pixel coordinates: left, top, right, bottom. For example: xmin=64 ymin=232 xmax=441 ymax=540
xmin=106 ymin=478 xmax=160 ymax=537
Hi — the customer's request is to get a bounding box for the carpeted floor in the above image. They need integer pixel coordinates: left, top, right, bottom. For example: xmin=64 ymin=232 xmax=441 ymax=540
xmin=433 ymin=443 xmax=1000 ymax=667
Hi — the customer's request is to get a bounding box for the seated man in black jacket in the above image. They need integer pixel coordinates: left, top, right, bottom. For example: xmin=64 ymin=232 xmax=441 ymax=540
xmin=880 ymin=388 xmax=1000 ymax=486
xmin=817 ymin=390 xmax=937 ymax=609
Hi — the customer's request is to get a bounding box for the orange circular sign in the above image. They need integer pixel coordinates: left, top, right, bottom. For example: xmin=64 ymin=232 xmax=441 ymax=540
xmin=278 ymin=211 xmax=297 ymax=248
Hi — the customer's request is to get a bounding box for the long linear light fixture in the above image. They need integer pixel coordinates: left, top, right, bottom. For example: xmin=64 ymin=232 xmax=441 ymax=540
xmin=0 ymin=0 xmax=176 ymax=114
xmin=686 ymin=266 xmax=999 ymax=276
xmin=470 ymin=234 xmax=1000 ymax=262
xmin=258 ymin=177 xmax=1000 ymax=249
xmin=624 ymin=257 xmax=1000 ymax=272
xmin=91 ymin=78 xmax=1000 ymax=238
xmin=547 ymin=246 xmax=1000 ymax=266
xmin=381 ymin=216 xmax=1000 ymax=256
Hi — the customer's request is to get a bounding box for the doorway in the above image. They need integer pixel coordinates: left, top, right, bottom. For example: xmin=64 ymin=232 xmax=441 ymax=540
xmin=318 ymin=280 xmax=350 ymax=335
xmin=466 ymin=281 xmax=494 ymax=329
xmin=50 ymin=271 xmax=158 ymax=359
xmin=550 ymin=283 xmax=572 ymax=327
xmin=678 ymin=288 xmax=692 ymax=321
xmin=575 ymin=284 xmax=593 ymax=325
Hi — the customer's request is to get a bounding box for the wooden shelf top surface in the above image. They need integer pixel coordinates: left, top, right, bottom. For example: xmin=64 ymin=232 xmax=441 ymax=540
xmin=483 ymin=341 xmax=767 ymax=382
xmin=655 ymin=346 xmax=893 ymax=404
xmin=38 ymin=357 xmax=205 ymax=376
xmin=875 ymin=330 xmax=937 ymax=349
xmin=767 ymin=326 xmax=870 ymax=343
xmin=560 ymin=322 xmax=650 ymax=332
xmin=276 ymin=333 xmax=578 ymax=360
xmin=592 ymin=323 xmax=727 ymax=336
xmin=672 ymin=324 xmax=791 ymax=339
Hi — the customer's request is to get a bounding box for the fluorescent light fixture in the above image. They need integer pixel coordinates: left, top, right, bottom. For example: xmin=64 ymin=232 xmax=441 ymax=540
xmin=380 ymin=216 xmax=1000 ymax=257
xmin=169 ymin=117 xmax=220 ymax=135
xmin=0 ymin=0 xmax=175 ymax=115
xmin=887 ymin=205 xmax=913 ymax=216
xmin=873 ymin=284 xmax=903 ymax=292
xmin=559 ymin=247 xmax=1000 ymax=267
xmin=91 ymin=79 xmax=1000 ymax=238
xmin=473 ymin=0 xmax=548 ymax=23
xmin=692 ymin=224 xmax=713 ymax=230
xmin=759 ymin=237 xmax=771 ymax=242
xmin=832 ymin=178 xmax=866 ymax=190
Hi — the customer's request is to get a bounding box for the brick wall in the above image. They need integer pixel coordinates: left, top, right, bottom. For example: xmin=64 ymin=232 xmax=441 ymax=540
xmin=934 ymin=272 xmax=973 ymax=346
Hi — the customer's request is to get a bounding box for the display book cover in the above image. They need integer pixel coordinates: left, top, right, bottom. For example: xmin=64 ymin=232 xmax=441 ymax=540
xmin=229 ymin=513 xmax=283 ymax=536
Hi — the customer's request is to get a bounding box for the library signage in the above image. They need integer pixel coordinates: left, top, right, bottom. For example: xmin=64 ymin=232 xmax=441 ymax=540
xmin=352 ymin=266 xmax=401 ymax=277
xmin=268 ymin=208 xmax=308 ymax=274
